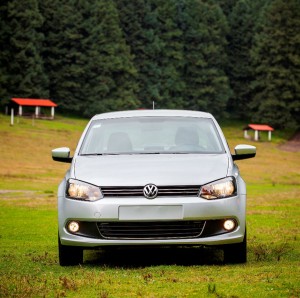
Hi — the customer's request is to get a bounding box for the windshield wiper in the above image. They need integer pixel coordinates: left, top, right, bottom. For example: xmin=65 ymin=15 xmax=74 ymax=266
xmin=81 ymin=153 xmax=126 ymax=156
xmin=81 ymin=152 xmax=195 ymax=156
xmin=135 ymin=152 xmax=163 ymax=155
xmin=135 ymin=152 xmax=192 ymax=155
xmin=80 ymin=153 xmax=104 ymax=156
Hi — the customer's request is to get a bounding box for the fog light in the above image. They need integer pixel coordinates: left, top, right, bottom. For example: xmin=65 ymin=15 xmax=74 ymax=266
xmin=223 ymin=219 xmax=236 ymax=231
xmin=68 ymin=221 xmax=80 ymax=233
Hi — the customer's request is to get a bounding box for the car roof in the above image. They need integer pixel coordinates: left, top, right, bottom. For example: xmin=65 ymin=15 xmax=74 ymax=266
xmin=91 ymin=110 xmax=213 ymax=120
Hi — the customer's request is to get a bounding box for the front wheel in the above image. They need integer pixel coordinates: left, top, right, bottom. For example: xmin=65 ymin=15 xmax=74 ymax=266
xmin=58 ymin=235 xmax=83 ymax=266
xmin=223 ymin=230 xmax=247 ymax=264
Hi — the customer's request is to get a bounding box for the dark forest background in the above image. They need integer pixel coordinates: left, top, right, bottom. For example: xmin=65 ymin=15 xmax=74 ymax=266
xmin=0 ymin=0 xmax=299 ymax=128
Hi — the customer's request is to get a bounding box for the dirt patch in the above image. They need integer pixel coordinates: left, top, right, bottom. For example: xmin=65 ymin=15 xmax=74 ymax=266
xmin=0 ymin=190 xmax=36 ymax=196
xmin=0 ymin=190 xmax=56 ymax=208
xmin=279 ymin=131 xmax=300 ymax=152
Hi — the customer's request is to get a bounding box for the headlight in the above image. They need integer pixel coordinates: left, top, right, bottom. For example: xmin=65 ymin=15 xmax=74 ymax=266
xmin=66 ymin=179 xmax=103 ymax=201
xmin=200 ymin=177 xmax=236 ymax=200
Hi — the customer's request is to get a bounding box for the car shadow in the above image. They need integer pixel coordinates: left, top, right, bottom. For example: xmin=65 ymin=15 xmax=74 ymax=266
xmin=84 ymin=246 xmax=224 ymax=267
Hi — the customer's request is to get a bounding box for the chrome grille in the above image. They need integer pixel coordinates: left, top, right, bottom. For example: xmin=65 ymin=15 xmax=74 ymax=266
xmin=97 ymin=221 xmax=206 ymax=239
xmin=101 ymin=186 xmax=200 ymax=197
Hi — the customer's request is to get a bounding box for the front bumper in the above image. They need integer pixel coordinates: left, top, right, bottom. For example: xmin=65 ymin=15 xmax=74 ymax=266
xmin=58 ymin=195 xmax=246 ymax=247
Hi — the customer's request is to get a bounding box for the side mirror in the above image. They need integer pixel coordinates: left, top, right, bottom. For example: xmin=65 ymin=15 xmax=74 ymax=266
xmin=52 ymin=147 xmax=72 ymax=163
xmin=232 ymin=144 xmax=256 ymax=161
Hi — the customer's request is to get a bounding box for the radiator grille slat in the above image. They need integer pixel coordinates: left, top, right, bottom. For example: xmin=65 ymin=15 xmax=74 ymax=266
xmin=97 ymin=221 xmax=205 ymax=239
xmin=101 ymin=186 xmax=200 ymax=197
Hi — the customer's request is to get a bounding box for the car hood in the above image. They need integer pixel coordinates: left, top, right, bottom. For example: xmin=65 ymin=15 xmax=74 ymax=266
xmin=73 ymin=154 xmax=229 ymax=186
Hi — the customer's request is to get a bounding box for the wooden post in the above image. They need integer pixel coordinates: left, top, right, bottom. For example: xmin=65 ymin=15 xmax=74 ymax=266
xmin=10 ymin=108 xmax=14 ymax=126
xmin=268 ymin=131 xmax=272 ymax=141
xmin=35 ymin=106 xmax=39 ymax=118
xmin=51 ymin=106 xmax=55 ymax=119
xmin=244 ymin=130 xmax=248 ymax=139
xmin=254 ymin=130 xmax=259 ymax=141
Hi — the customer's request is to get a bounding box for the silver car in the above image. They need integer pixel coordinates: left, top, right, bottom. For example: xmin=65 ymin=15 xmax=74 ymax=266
xmin=52 ymin=110 xmax=256 ymax=266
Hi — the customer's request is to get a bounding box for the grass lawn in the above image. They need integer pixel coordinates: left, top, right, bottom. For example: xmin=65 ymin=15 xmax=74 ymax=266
xmin=0 ymin=114 xmax=299 ymax=297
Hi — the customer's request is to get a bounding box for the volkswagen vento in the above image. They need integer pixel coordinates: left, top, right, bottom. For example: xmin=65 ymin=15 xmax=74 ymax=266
xmin=52 ymin=110 xmax=256 ymax=266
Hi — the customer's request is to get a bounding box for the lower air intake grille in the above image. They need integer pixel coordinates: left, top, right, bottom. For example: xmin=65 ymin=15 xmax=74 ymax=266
xmin=97 ymin=221 xmax=206 ymax=240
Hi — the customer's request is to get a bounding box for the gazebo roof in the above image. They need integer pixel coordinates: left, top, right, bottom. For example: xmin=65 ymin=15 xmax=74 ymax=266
xmin=11 ymin=98 xmax=57 ymax=107
xmin=244 ymin=124 xmax=274 ymax=131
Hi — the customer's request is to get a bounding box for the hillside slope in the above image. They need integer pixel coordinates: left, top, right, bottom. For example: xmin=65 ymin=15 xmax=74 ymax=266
xmin=0 ymin=114 xmax=299 ymax=193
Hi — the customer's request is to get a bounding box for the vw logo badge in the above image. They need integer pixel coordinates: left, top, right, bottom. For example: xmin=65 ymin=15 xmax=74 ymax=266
xmin=143 ymin=184 xmax=158 ymax=199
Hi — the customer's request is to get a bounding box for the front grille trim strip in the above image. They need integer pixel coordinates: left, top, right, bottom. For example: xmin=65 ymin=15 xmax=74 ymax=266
xmin=101 ymin=186 xmax=200 ymax=197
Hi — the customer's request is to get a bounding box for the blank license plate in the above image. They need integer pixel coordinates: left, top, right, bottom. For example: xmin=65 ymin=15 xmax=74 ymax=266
xmin=118 ymin=205 xmax=183 ymax=220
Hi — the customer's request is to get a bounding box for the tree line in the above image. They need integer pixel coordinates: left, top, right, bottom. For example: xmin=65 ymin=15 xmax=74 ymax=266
xmin=0 ymin=0 xmax=299 ymax=128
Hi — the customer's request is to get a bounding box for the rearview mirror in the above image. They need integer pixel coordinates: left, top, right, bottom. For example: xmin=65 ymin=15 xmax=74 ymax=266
xmin=52 ymin=147 xmax=72 ymax=163
xmin=232 ymin=144 xmax=256 ymax=161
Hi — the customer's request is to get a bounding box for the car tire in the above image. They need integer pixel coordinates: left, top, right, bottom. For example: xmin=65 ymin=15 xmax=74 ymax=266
xmin=58 ymin=235 xmax=83 ymax=266
xmin=223 ymin=229 xmax=247 ymax=264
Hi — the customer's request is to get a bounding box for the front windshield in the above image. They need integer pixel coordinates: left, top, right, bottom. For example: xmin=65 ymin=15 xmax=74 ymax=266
xmin=80 ymin=117 xmax=225 ymax=155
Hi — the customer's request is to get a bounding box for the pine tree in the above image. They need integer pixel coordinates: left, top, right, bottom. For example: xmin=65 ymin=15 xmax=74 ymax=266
xmin=116 ymin=0 xmax=159 ymax=109
xmin=0 ymin=1 xmax=11 ymax=105
xmin=181 ymin=0 xmax=231 ymax=117
xmin=217 ymin=0 xmax=238 ymax=17
xmin=41 ymin=0 xmax=86 ymax=113
xmin=134 ymin=0 xmax=163 ymax=108
xmin=5 ymin=0 xmax=48 ymax=99
xmin=116 ymin=0 xmax=185 ymax=109
xmin=250 ymin=0 xmax=300 ymax=128
xmin=84 ymin=0 xmax=139 ymax=115
xmin=117 ymin=0 xmax=231 ymax=114
xmin=114 ymin=0 xmax=146 ymax=74
xmin=41 ymin=0 xmax=139 ymax=116
xmin=151 ymin=0 xmax=185 ymax=109
xmin=226 ymin=0 xmax=265 ymax=118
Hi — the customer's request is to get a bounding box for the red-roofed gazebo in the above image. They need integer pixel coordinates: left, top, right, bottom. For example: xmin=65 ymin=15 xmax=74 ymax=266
xmin=11 ymin=98 xmax=57 ymax=119
xmin=244 ymin=124 xmax=274 ymax=141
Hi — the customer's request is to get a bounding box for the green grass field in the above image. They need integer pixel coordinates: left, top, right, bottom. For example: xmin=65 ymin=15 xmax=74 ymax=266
xmin=0 ymin=114 xmax=299 ymax=297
